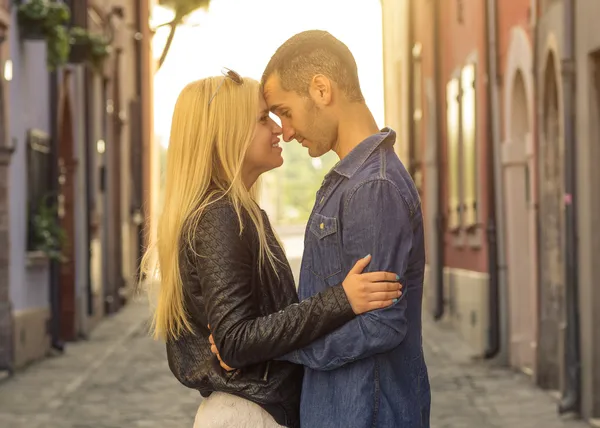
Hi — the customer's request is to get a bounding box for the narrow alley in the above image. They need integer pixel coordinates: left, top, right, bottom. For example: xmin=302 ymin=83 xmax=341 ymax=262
xmin=0 ymin=295 xmax=588 ymax=428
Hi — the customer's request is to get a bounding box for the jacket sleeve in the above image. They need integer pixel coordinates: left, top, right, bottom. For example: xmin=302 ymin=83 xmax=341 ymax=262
xmin=189 ymin=204 xmax=356 ymax=369
xmin=277 ymin=179 xmax=412 ymax=370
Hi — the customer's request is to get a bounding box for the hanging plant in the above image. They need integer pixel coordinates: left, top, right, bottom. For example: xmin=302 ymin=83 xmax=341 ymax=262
xmin=69 ymin=26 xmax=111 ymax=72
xmin=17 ymin=0 xmax=71 ymax=70
xmin=46 ymin=24 xmax=70 ymax=71
xmin=87 ymin=33 xmax=111 ymax=72
xmin=45 ymin=1 xmax=70 ymax=25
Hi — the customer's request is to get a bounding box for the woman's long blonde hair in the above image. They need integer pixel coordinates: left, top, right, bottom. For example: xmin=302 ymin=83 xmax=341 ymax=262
xmin=141 ymin=76 xmax=280 ymax=341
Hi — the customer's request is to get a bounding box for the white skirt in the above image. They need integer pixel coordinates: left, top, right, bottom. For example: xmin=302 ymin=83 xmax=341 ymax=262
xmin=193 ymin=392 xmax=286 ymax=428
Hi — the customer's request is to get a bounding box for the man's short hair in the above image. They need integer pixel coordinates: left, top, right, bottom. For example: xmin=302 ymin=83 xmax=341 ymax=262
xmin=262 ymin=30 xmax=365 ymax=103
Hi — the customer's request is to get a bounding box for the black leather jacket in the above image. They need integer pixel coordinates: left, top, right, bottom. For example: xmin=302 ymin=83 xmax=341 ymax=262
xmin=166 ymin=198 xmax=356 ymax=427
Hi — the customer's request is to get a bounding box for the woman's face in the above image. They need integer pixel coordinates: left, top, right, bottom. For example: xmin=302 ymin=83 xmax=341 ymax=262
xmin=242 ymin=94 xmax=283 ymax=186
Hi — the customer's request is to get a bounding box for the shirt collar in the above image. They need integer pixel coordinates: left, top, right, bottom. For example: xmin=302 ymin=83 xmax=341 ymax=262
xmin=330 ymin=128 xmax=396 ymax=178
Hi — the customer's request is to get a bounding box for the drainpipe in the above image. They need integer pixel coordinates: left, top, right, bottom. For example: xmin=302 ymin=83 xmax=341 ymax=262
xmin=558 ymin=0 xmax=581 ymax=415
xmin=432 ymin=0 xmax=445 ymax=320
xmin=407 ymin=0 xmax=415 ymax=179
xmin=134 ymin=0 xmax=144 ymax=273
xmin=484 ymin=0 xmax=507 ymax=361
xmin=68 ymin=0 xmax=92 ymax=322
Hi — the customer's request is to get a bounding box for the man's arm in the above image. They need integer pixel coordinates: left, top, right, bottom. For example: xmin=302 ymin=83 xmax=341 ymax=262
xmin=278 ymin=179 xmax=414 ymax=371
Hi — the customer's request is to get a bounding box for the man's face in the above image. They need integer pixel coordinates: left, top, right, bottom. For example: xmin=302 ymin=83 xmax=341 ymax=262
xmin=263 ymin=74 xmax=337 ymax=158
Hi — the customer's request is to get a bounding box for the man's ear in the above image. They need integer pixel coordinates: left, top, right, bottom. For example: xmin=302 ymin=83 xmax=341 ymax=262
xmin=309 ymin=74 xmax=332 ymax=106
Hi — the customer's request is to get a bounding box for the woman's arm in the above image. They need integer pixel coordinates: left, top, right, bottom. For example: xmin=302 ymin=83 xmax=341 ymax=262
xmin=189 ymin=204 xmax=357 ymax=369
xmin=189 ymin=204 xmax=400 ymax=369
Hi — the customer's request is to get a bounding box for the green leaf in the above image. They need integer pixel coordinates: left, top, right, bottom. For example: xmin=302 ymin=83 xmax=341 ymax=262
xmin=159 ymin=0 xmax=211 ymax=16
xmin=30 ymin=194 xmax=67 ymax=262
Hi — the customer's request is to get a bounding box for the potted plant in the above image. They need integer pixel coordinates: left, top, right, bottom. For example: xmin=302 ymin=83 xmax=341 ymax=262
xmin=16 ymin=0 xmax=49 ymax=39
xmin=68 ymin=26 xmax=111 ymax=72
xmin=17 ymin=0 xmax=71 ymax=70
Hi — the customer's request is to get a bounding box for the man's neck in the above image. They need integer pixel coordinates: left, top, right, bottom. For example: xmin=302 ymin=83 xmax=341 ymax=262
xmin=333 ymin=103 xmax=380 ymax=160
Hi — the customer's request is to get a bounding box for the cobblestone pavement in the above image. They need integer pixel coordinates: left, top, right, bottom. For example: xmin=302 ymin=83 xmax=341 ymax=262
xmin=0 ymin=298 xmax=592 ymax=427
xmin=0 ymin=298 xmax=200 ymax=428
xmin=423 ymin=319 xmax=588 ymax=428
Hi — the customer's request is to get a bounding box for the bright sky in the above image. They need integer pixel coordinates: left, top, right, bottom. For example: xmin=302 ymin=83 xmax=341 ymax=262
xmin=151 ymin=0 xmax=385 ymax=148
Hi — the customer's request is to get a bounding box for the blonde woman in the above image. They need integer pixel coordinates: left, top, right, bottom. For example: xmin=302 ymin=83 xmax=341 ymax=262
xmin=143 ymin=69 xmax=402 ymax=428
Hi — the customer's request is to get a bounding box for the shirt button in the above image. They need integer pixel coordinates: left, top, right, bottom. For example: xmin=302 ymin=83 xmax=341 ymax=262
xmin=319 ymin=223 xmax=324 ymax=230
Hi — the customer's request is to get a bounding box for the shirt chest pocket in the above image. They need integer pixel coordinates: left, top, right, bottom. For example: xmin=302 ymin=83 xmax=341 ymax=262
xmin=307 ymin=213 xmax=343 ymax=282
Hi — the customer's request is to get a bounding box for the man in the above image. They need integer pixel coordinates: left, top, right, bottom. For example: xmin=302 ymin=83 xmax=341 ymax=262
xmin=216 ymin=30 xmax=430 ymax=427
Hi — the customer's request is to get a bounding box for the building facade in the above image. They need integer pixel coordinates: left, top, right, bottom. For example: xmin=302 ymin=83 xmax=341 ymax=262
xmin=384 ymin=0 xmax=495 ymax=357
xmin=382 ymin=0 xmax=600 ymax=423
xmin=8 ymin=5 xmax=55 ymax=367
xmin=574 ymin=0 xmax=600 ymax=421
xmin=0 ymin=0 xmax=153 ymax=371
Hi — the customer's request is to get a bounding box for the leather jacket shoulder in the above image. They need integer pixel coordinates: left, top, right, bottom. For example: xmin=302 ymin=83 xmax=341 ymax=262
xmin=166 ymin=198 xmax=355 ymax=427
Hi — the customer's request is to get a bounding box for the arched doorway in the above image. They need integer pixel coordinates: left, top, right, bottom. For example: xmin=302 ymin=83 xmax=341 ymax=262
xmin=503 ymin=69 xmax=535 ymax=374
xmin=537 ymin=50 xmax=564 ymax=390
xmin=57 ymin=70 xmax=78 ymax=341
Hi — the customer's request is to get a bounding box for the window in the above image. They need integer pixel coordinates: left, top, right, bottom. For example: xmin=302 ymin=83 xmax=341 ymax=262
xmin=412 ymin=43 xmax=423 ymax=194
xmin=446 ymin=78 xmax=461 ymax=230
xmin=446 ymin=62 xmax=478 ymax=231
xmin=592 ymin=51 xmax=600 ymax=129
xmin=461 ymin=63 xmax=477 ymax=227
xmin=26 ymin=129 xmax=53 ymax=251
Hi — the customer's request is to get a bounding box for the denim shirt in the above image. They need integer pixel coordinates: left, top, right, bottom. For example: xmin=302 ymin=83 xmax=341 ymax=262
xmin=279 ymin=129 xmax=431 ymax=427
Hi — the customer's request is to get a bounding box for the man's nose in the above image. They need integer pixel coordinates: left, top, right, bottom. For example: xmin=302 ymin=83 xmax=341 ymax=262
xmin=282 ymin=125 xmax=295 ymax=142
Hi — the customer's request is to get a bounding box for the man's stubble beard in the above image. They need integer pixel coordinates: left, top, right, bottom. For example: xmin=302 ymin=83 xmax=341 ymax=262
xmin=305 ymin=99 xmax=335 ymax=158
